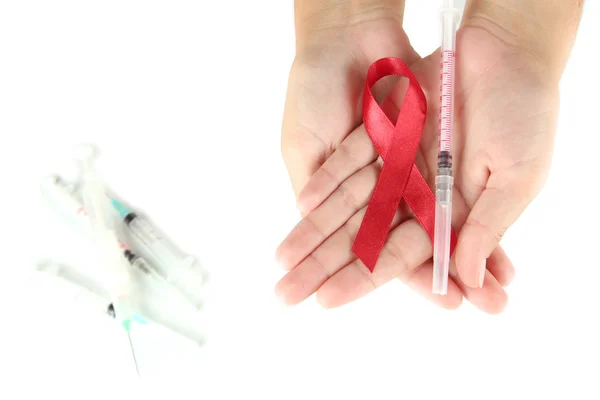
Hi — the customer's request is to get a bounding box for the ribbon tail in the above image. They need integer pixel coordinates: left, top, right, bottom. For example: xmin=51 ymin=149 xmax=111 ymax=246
xmin=352 ymin=162 xmax=407 ymax=271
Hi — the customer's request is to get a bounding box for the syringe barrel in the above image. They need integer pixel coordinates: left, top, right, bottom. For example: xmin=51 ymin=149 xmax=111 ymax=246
xmin=438 ymin=3 xmax=459 ymax=158
xmin=129 ymin=255 xmax=152 ymax=276
xmin=127 ymin=215 xmax=159 ymax=243
xmin=126 ymin=215 xmax=189 ymax=270
xmin=125 ymin=215 xmax=204 ymax=308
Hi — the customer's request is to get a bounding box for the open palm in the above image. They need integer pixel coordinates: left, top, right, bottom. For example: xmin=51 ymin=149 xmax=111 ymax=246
xmin=277 ymin=25 xmax=556 ymax=313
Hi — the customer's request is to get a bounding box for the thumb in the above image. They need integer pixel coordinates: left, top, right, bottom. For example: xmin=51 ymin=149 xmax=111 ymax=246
xmin=454 ymin=171 xmax=542 ymax=288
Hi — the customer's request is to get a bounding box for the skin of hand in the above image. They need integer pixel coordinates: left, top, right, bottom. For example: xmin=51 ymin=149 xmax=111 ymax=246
xmin=277 ymin=0 xmax=582 ymax=312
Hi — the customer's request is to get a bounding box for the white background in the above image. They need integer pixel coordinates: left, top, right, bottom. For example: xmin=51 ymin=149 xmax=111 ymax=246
xmin=1 ymin=0 xmax=599 ymax=399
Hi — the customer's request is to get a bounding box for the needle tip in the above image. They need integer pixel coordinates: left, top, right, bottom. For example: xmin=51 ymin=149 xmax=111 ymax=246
xmin=126 ymin=329 xmax=140 ymax=377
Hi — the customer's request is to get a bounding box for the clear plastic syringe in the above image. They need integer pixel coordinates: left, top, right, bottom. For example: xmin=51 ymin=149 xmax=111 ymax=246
xmin=433 ymin=0 xmax=459 ymax=295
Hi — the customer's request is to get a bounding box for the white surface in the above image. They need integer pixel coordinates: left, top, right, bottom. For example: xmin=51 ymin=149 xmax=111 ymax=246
xmin=1 ymin=0 xmax=599 ymax=398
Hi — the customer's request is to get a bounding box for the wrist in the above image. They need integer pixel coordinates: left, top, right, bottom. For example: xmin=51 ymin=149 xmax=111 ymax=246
xmin=295 ymin=0 xmax=404 ymax=48
xmin=462 ymin=0 xmax=582 ymax=81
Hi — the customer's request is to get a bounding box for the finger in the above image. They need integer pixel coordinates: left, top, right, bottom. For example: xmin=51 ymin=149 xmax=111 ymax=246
xmin=311 ymin=218 xmax=435 ymax=307
xmin=296 ymin=126 xmax=378 ymax=213
xmin=486 ymin=246 xmax=515 ymax=287
xmin=275 ymin=209 xmax=367 ymax=306
xmin=275 ymin=207 xmax=411 ymax=306
xmin=317 ymin=259 xmax=463 ymax=310
xmin=468 ymin=271 xmax=508 ymax=314
xmin=276 ymin=162 xmax=381 ymax=271
xmin=449 ymin=264 xmax=508 ymax=314
xmin=455 ymin=172 xmax=537 ymax=288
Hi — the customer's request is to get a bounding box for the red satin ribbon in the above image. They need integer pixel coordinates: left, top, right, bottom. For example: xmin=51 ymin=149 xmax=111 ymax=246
xmin=352 ymin=57 xmax=457 ymax=272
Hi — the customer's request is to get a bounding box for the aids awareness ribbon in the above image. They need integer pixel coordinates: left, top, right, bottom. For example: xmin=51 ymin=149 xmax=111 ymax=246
xmin=352 ymin=58 xmax=457 ymax=271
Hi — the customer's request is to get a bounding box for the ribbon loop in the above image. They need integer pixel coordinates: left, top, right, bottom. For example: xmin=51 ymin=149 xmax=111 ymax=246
xmin=352 ymin=58 xmax=457 ymax=272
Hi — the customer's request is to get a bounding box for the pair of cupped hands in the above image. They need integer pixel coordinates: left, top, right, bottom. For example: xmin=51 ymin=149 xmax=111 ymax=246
xmin=275 ymin=18 xmax=559 ymax=313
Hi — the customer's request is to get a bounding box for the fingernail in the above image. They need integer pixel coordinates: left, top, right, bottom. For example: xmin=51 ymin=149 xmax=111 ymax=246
xmin=478 ymin=259 xmax=487 ymax=288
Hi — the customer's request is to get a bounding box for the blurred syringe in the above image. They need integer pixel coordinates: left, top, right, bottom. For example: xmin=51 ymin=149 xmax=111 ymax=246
xmin=433 ymin=0 xmax=459 ymax=295
xmin=73 ymin=144 xmax=141 ymax=376
xmin=110 ymin=198 xmax=205 ymax=309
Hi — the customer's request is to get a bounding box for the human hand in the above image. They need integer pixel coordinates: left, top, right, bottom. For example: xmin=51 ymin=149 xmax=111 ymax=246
xmin=277 ymin=21 xmax=566 ymax=312
xmin=278 ymin=0 xmax=582 ymax=312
